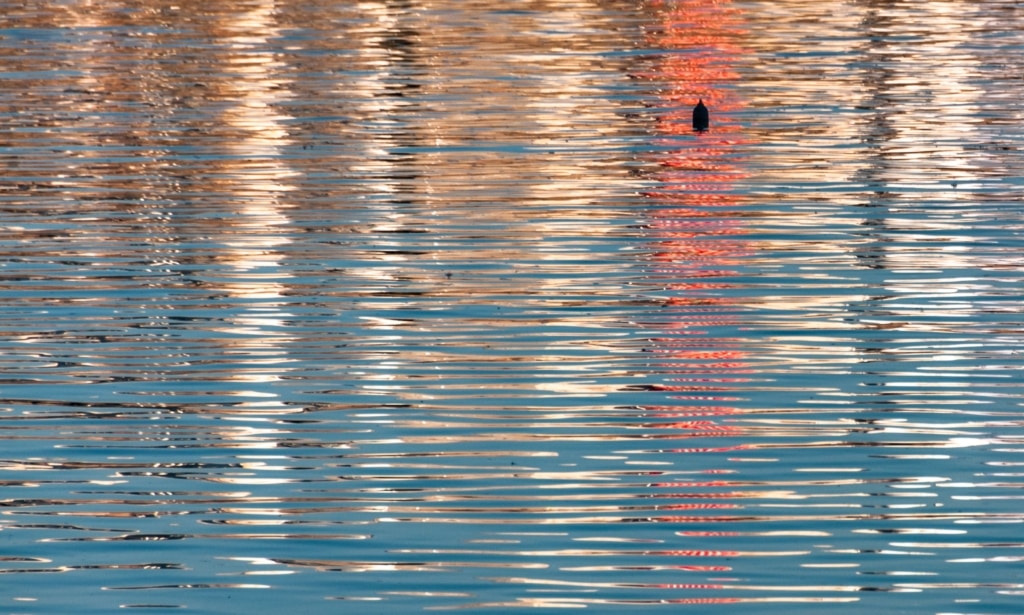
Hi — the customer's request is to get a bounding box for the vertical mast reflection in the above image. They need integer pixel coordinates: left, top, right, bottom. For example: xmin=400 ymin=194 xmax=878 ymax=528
xmin=193 ymin=0 xmax=300 ymax=413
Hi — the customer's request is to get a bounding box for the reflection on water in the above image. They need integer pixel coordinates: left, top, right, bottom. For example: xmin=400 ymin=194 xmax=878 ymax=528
xmin=1 ymin=0 xmax=1022 ymax=612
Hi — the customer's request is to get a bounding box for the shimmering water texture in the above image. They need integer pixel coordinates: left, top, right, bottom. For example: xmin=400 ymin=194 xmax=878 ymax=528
xmin=1 ymin=0 xmax=1023 ymax=613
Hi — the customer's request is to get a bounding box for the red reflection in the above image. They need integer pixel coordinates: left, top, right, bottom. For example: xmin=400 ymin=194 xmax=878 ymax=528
xmin=676 ymin=598 xmax=742 ymax=604
xmin=640 ymin=0 xmax=756 ymax=561
xmin=643 ymin=0 xmax=750 ymax=430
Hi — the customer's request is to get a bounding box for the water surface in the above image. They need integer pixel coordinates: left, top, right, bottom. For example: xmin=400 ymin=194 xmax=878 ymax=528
xmin=1 ymin=0 xmax=1022 ymax=613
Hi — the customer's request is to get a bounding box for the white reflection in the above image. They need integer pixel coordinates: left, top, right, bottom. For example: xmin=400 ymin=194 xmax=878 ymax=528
xmin=202 ymin=0 xmax=299 ymax=396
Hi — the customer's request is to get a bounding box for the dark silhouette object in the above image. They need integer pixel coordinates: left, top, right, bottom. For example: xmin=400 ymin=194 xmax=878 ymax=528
xmin=692 ymin=99 xmax=709 ymax=132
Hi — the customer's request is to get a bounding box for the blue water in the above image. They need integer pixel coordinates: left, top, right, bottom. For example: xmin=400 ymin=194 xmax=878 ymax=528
xmin=1 ymin=1 xmax=1022 ymax=613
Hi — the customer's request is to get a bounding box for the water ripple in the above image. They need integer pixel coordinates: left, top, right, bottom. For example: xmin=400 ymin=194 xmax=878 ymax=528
xmin=1 ymin=0 xmax=1022 ymax=613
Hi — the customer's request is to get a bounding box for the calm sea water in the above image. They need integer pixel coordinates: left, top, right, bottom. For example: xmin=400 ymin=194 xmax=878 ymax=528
xmin=1 ymin=0 xmax=1022 ymax=613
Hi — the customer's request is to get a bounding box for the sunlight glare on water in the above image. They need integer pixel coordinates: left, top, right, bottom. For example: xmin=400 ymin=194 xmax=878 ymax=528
xmin=0 ymin=0 xmax=1022 ymax=613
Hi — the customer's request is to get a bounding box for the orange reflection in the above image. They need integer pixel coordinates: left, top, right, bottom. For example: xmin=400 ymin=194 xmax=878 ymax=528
xmin=641 ymin=0 xmax=754 ymax=533
xmin=644 ymin=0 xmax=750 ymax=409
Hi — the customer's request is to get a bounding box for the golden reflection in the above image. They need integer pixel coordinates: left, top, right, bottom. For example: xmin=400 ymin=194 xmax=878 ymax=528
xmin=736 ymin=0 xmax=1022 ymax=357
xmin=0 ymin=1 xmax=301 ymax=401
xmin=320 ymin=0 xmax=646 ymax=312
xmin=181 ymin=0 xmax=298 ymax=391
xmin=853 ymin=1 xmax=991 ymax=191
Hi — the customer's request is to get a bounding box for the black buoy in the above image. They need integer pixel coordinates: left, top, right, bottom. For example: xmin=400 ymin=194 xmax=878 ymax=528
xmin=692 ymin=99 xmax=709 ymax=132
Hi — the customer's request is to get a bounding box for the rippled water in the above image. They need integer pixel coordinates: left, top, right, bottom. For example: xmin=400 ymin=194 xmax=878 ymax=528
xmin=2 ymin=0 xmax=1023 ymax=612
